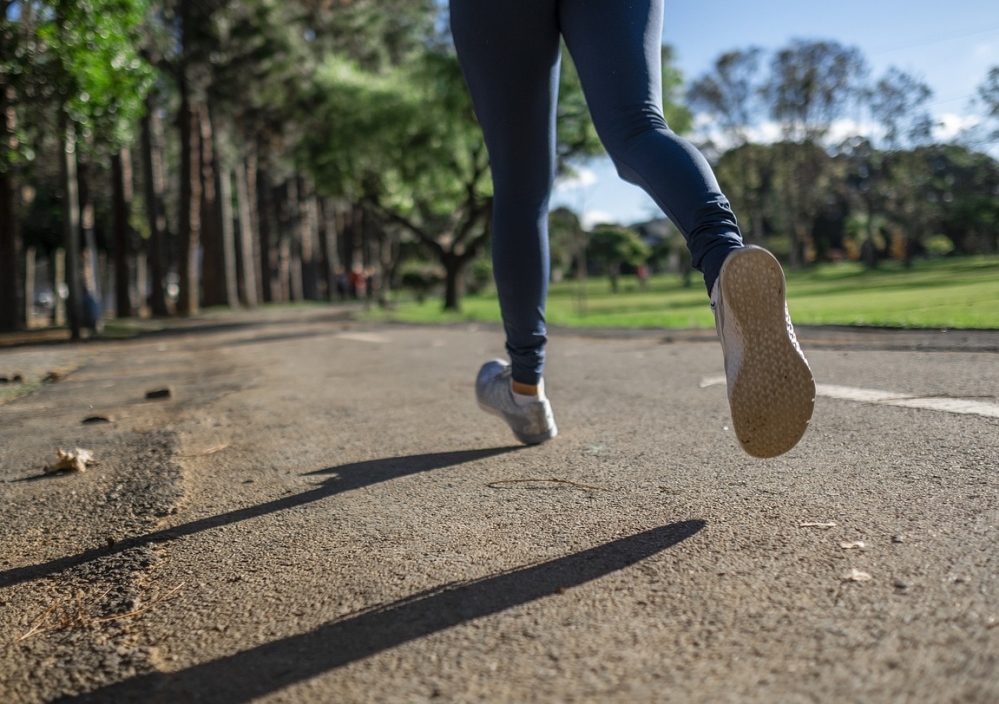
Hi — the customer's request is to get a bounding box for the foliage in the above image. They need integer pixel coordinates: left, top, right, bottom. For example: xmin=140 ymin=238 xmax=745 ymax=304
xmin=4 ymin=1 xmax=999 ymax=328
xmin=586 ymin=224 xmax=650 ymax=292
xmin=37 ymin=0 xmax=153 ymax=146
xmin=548 ymin=206 xmax=585 ymax=280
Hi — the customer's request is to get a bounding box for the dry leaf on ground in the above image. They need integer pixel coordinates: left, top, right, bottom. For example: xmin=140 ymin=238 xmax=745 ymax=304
xmin=47 ymin=448 xmax=98 ymax=474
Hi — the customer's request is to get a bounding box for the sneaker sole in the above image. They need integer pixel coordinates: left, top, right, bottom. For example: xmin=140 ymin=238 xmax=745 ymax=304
xmin=720 ymin=247 xmax=815 ymax=458
xmin=476 ymin=401 xmax=558 ymax=445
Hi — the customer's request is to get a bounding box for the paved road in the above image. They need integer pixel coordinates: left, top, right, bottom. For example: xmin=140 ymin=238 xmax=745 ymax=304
xmin=1 ymin=308 xmax=997 ymax=703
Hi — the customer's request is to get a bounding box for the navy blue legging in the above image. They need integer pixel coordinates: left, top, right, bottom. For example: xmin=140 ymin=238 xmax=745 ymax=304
xmin=450 ymin=0 xmax=743 ymax=385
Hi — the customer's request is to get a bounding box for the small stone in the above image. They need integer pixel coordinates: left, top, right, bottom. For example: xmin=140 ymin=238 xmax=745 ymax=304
xmin=894 ymin=580 xmax=910 ymax=590
xmin=892 ymin=535 xmax=905 ymax=544
xmin=145 ymin=387 xmax=172 ymax=400
xmin=843 ymin=568 xmax=872 ymax=582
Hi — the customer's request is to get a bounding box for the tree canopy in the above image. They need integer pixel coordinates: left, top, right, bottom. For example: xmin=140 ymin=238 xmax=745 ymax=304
xmin=0 ymin=4 xmax=997 ymax=332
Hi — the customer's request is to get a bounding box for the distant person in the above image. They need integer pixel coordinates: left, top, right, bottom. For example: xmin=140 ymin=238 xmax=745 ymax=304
xmin=453 ymin=0 xmax=815 ymax=458
xmin=348 ymin=265 xmax=367 ymax=300
xmin=334 ymin=266 xmax=349 ymax=301
xmin=636 ymin=263 xmax=649 ymax=290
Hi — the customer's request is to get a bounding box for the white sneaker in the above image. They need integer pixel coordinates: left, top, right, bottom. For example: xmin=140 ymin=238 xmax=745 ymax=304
xmin=711 ymin=246 xmax=815 ymax=458
xmin=475 ymin=360 xmax=557 ymax=445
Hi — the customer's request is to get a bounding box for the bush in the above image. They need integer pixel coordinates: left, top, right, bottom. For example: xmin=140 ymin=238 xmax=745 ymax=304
xmin=925 ymin=234 xmax=955 ymax=257
xmin=400 ymin=264 xmax=444 ymax=304
xmin=466 ymin=257 xmax=493 ymax=295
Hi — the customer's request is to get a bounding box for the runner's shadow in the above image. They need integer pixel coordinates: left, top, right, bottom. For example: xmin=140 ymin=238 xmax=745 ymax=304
xmin=70 ymin=520 xmax=706 ymax=704
xmin=0 ymin=447 xmax=520 ymax=590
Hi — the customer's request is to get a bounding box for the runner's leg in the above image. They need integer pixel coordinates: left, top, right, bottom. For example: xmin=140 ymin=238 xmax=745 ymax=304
xmin=559 ymin=0 xmax=743 ymax=292
xmin=450 ymin=0 xmax=560 ymax=385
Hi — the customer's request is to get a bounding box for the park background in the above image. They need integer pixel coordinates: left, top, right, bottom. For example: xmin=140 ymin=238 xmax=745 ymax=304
xmin=1 ymin=0 xmax=998 ymax=337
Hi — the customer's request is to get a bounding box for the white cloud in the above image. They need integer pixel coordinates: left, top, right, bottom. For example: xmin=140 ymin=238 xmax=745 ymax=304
xmin=827 ymin=118 xmax=878 ymax=144
xmin=581 ymin=209 xmax=615 ymax=229
xmin=934 ymin=113 xmax=981 ymax=141
xmin=554 ymin=167 xmax=599 ymax=192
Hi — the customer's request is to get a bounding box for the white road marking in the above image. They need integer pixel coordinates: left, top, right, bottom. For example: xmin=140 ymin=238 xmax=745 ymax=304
xmin=699 ymin=375 xmax=999 ymax=419
xmin=333 ymin=332 xmax=391 ymax=344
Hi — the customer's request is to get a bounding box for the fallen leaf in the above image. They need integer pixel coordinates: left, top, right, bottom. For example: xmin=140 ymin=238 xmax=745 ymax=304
xmin=843 ymin=568 xmax=872 ymax=582
xmin=47 ymin=448 xmax=98 ymax=474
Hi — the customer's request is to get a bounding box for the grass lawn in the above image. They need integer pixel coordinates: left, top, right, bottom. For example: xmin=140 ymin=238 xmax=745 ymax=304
xmin=362 ymin=255 xmax=999 ymax=329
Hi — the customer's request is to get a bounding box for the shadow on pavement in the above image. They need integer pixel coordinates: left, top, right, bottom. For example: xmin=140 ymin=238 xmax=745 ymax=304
xmin=0 ymin=447 xmax=520 ymax=590
xmin=70 ymin=520 xmax=706 ymax=704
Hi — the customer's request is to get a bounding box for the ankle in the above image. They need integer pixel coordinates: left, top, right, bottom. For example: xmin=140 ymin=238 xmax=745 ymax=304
xmin=511 ymin=378 xmax=546 ymax=407
xmin=512 ymin=380 xmax=540 ymax=396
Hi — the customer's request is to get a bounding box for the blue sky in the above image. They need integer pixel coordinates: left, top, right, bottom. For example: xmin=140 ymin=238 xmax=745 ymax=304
xmin=552 ymin=0 xmax=999 ymax=226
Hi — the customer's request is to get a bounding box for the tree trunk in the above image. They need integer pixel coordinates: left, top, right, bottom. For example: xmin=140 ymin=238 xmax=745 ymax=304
xmin=0 ymin=166 xmax=20 ymax=332
xmin=135 ymin=251 xmax=148 ymax=317
xmin=286 ymin=177 xmax=304 ymax=302
xmin=257 ymin=167 xmax=279 ymax=303
xmin=320 ymin=198 xmax=341 ymax=302
xmin=218 ymin=163 xmax=239 ymax=307
xmin=24 ymin=246 xmax=34 ymax=328
xmin=198 ymin=105 xmax=226 ymax=307
xmin=112 ymin=149 xmax=135 ymax=317
xmin=0 ymin=79 xmax=22 ymax=332
xmin=245 ymin=148 xmax=263 ymax=304
xmin=141 ymin=94 xmax=169 ymax=317
xmin=52 ymin=249 xmax=66 ymax=326
xmin=178 ymin=85 xmax=202 ymax=316
xmin=61 ymin=123 xmax=83 ymax=340
xmin=443 ymin=255 xmax=464 ymax=311
xmin=300 ymin=179 xmax=319 ymax=300
xmin=234 ymin=159 xmax=258 ymax=307
xmin=77 ymin=155 xmax=99 ymax=303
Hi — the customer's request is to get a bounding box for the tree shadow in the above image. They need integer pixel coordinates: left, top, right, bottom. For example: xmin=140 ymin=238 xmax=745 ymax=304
xmin=0 ymin=447 xmax=521 ymax=590
xmin=69 ymin=520 xmax=705 ymax=704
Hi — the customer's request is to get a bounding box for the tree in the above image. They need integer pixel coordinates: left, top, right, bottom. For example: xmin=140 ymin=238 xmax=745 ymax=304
xmin=303 ymin=43 xmax=602 ymax=311
xmin=975 ymin=66 xmax=999 ymax=147
xmin=764 ymin=40 xmax=866 ymax=266
xmin=688 ymin=48 xmax=765 ymax=145
xmin=586 ymin=224 xmax=650 ymax=293
xmin=688 ymin=49 xmax=770 ymax=244
xmin=1 ymin=0 xmax=152 ymax=335
xmin=869 ymin=68 xmax=933 ymax=151
xmin=548 ymin=206 xmax=586 ymax=282
xmin=1 ymin=0 xmax=41 ymax=331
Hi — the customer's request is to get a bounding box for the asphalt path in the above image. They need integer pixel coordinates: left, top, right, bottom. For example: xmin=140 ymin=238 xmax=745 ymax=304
xmin=1 ymin=308 xmax=997 ymax=703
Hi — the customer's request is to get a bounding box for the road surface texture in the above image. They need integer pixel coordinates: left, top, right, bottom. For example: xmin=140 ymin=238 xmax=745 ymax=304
xmin=1 ymin=307 xmax=997 ymax=703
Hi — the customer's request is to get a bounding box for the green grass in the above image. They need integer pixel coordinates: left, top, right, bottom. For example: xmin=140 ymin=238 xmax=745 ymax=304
xmin=362 ymin=255 xmax=999 ymax=329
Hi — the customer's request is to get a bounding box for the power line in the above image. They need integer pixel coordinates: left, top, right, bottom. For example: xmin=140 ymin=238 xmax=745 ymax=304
xmin=871 ymin=23 xmax=999 ymax=55
xmin=927 ymin=93 xmax=976 ymax=108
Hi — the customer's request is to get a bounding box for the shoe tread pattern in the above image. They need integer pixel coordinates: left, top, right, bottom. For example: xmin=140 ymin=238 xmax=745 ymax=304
xmin=721 ymin=248 xmax=815 ymax=458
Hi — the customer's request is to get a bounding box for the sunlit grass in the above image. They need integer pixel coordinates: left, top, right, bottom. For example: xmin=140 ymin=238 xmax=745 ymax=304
xmin=363 ymin=255 xmax=999 ymax=329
